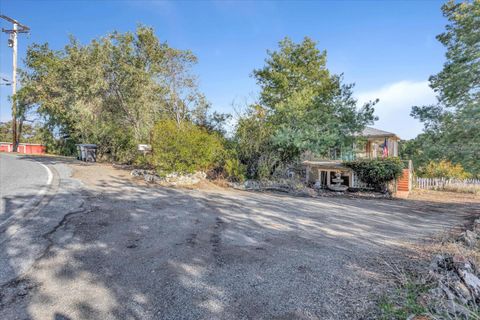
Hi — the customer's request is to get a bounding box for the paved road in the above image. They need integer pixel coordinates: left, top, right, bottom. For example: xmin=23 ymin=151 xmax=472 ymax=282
xmin=0 ymin=158 xmax=476 ymax=320
xmin=0 ymin=153 xmax=50 ymax=221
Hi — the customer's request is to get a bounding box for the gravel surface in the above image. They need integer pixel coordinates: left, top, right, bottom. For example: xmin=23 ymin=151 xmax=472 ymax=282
xmin=0 ymin=157 xmax=477 ymax=320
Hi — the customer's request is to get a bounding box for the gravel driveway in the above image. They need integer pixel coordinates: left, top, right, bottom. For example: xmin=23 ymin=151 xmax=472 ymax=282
xmin=0 ymin=157 xmax=477 ymax=320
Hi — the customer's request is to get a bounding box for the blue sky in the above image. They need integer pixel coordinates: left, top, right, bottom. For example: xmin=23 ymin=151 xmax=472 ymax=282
xmin=0 ymin=0 xmax=446 ymax=139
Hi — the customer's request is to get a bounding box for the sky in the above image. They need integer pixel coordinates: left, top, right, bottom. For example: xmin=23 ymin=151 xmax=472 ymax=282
xmin=0 ymin=0 xmax=447 ymax=139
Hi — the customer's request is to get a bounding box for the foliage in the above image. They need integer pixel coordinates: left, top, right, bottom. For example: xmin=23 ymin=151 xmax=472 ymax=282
xmin=223 ymin=157 xmax=246 ymax=182
xmin=0 ymin=121 xmax=43 ymax=144
xmin=19 ymin=26 xmax=211 ymax=163
xmin=345 ymin=158 xmax=404 ymax=191
xmin=151 ymin=119 xmax=225 ymax=174
xmin=234 ymin=105 xmax=279 ymax=179
xmin=422 ymin=160 xmax=471 ymax=179
xmin=410 ymin=0 xmax=480 ymax=177
xmin=235 ymin=37 xmax=377 ymax=179
xmin=252 ymin=37 xmax=377 ymax=161
xmin=378 ymin=281 xmax=429 ymax=320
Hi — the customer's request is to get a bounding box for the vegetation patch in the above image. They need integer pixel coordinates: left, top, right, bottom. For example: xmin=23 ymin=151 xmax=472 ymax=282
xmin=378 ymin=281 xmax=430 ymax=320
xmin=151 ymin=119 xmax=225 ymax=175
xmin=345 ymin=158 xmax=404 ymax=192
xmin=377 ymin=217 xmax=480 ymax=320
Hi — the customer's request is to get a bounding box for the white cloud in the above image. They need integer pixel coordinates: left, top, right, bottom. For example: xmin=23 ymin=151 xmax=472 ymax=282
xmin=356 ymin=80 xmax=436 ymax=140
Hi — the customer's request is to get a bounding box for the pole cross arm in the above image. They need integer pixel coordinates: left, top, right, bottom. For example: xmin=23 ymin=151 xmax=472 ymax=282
xmin=0 ymin=15 xmax=30 ymax=32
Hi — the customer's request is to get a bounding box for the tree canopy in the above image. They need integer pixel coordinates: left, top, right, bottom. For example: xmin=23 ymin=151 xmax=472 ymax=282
xmin=409 ymin=0 xmax=480 ymax=177
xmin=236 ymin=37 xmax=377 ymax=178
xmin=253 ymin=37 xmax=377 ymax=159
xmin=19 ymin=26 xmax=212 ymax=162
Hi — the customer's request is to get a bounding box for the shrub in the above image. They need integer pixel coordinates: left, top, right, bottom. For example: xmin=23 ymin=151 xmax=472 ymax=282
xmin=345 ymin=158 xmax=404 ymax=192
xmin=422 ymin=160 xmax=471 ymax=179
xmin=151 ymin=119 xmax=225 ymax=174
xmin=224 ymin=157 xmax=246 ymax=182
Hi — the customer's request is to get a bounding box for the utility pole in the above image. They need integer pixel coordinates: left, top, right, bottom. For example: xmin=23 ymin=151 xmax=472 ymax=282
xmin=1 ymin=15 xmax=29 ymax=152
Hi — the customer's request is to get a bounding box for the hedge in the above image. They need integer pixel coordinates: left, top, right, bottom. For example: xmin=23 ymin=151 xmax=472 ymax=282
xmin=345 ymin=158 xmax=404 ymax=192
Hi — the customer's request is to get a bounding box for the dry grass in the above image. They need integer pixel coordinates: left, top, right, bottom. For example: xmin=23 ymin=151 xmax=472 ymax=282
xmin=378 ymin=218 xmax=480 ymax=320
xmin=440 ymin=183 xmax=480 ymax=195
xmin=409 ymin=189 xmax=480 ymax=204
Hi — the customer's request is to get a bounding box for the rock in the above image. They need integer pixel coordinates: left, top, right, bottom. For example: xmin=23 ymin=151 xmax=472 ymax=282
xmin=131 ymin=169 xmax=145 ymax=177
xmin=460 ymin=230 xmax=478 ymax=248
xmin=452 ymin=281 xmax=472 ymax=304
xmin=293 ymin=188 xmax=317 ymax=197
xmin=427 ymin=252 xmax=480 ymax=318
xmin=459 ymin=267 xmax=480 ymax=298
xmin=244 ymin=180 xmax=260 ymax=190
xmin=162 ymin=171 xmax=206 ymax=185
xmin=473 ymin=218 xmax=480 ymax=233
xmin=228 ymin=182 xmax=245 ymax=190
xmin=131 ymin=169 xmax=207 ymax=185
xmin=144 ymin=174 xmax=160 ymax=183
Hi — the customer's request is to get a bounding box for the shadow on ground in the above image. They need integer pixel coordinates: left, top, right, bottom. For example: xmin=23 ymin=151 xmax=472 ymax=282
xmin=1 ymin=155 xmax=479 ymax=320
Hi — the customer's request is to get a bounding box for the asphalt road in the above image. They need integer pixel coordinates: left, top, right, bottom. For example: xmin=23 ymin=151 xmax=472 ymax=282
xmin=0 ymin=158 xmax=476 ymax=320
xmin=0 ymin=153 xmax=50 ymax=221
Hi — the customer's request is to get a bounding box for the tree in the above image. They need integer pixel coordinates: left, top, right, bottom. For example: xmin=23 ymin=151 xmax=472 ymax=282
xmin=11 ymin=85 xmax=40 ymax=147
xmin=19 ymin=26 xmax=210 ymax=162
xmin=423 ymin=160 xmax=471 ymax=179
xmin=236 ymin=37 xmax=377 ymax=178
xmin=0 ymin=120 xmax=42 ymax=144
xmin=253 ymin=37 xmax=376 ymax=161
xmin=411 ymin=0 xmax=480 ymax=177
xmin=235 ymin=104 xmax=278 ymax=178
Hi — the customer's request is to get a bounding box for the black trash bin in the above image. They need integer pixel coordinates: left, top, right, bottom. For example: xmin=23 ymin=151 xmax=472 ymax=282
xmin=76 ymin=144 xmax=97 ymax=162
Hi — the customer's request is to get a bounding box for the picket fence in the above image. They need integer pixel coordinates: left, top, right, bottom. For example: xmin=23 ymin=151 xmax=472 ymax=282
xmin=415 ymin=177 xmax=480 ymax=190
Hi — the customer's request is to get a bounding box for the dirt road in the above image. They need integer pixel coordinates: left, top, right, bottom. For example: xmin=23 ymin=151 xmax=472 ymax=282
xmin=1 ymin=157 xmax=478 ymax=320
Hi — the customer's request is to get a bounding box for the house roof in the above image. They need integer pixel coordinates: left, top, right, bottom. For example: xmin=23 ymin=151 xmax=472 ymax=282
xmin=358 ymin=127 xmax=399 ymax=139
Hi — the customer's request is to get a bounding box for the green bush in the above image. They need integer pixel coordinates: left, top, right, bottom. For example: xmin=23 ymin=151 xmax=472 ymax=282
xmin=345 ymin=158 xmax=404 ymax=192
xmin=151 ymin=119 xmax=225 ymax=174
xmin=421 ymin=160 xmax=471 ymax=179
xmin=224 ymin=157 xmax=246 ymax=182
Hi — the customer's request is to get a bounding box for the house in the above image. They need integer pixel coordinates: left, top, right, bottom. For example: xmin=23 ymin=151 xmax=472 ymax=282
xmin=303 ymin=127 xmax=411 ymax=192
xmin=353 ymin=127 xmax=400 ymax=159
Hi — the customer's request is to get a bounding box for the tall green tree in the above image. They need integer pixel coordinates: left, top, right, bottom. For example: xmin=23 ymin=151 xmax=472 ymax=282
xmin=236 ymin=37 xmax=377 ymax=178
xmin=256 ymin=38 xmax=376 ymax=157
xmin=19 ymin=26 xmax=210 ymax=162
xmin=411 ymin=0 xmax=480 ymax=176
xmin=235 ymin=104 xmax=277 ymax=178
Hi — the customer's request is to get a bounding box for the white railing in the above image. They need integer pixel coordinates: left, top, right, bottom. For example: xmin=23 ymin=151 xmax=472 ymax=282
xmin=415 ymin=177 xmax=480 ymax=193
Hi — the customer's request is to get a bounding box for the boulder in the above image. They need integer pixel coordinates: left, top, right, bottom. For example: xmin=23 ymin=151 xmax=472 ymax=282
xmin=459 ymin=230 xmax=478 ymax=248
xmin=244 ymin=180 xmax=260 ymax=190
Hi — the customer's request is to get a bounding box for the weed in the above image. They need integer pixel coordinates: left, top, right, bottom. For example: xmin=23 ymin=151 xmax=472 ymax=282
xmin=379 ymin=281 xmax=430 ymax=320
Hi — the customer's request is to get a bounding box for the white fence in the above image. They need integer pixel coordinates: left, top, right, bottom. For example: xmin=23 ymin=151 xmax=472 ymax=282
xmin=415 ymin=177 xmax=480 ymax=191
